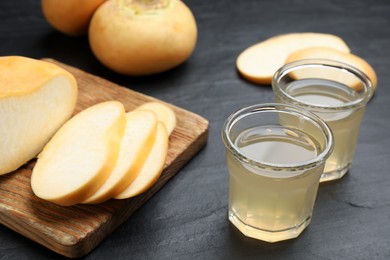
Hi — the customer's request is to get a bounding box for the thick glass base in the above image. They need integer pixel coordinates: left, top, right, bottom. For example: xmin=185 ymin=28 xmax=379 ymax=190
xmin=320 ymin=163 xmax=350 ymax=182
xmin=228 ymin=210 xmax=311 ymax=243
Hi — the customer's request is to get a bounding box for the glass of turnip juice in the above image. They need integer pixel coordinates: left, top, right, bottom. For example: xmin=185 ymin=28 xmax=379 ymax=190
xmin=222 ymin=103 xmax=333 ymax=242
xmin=273 ymin=59 xmax=374 ymax=182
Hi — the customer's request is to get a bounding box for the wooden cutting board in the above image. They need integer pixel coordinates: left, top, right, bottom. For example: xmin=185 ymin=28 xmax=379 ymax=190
xmin=0 ymin=59 xmax=209 ymax=258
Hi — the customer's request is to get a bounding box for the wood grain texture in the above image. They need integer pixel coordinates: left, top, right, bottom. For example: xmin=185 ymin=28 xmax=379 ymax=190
xmin=1 ymin=0 xmax=390 ymax=259
xmin=0 ymin=59 xmax=209 ymax=258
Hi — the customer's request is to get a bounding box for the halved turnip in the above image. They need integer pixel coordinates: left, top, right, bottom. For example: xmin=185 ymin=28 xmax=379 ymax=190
xmin=0 ymin=56 xmax=77 ymax=175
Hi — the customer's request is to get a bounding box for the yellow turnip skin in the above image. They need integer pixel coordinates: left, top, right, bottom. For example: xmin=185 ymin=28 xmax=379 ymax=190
xmin=41 ymin=0 xmax=107 ymax=36
xmin=88 ymin=0 xmax=198 ymax=75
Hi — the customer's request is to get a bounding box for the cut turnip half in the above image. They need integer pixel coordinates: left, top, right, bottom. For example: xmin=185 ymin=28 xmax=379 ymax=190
xmin=0 ymin=56 xmax=78 ymax=175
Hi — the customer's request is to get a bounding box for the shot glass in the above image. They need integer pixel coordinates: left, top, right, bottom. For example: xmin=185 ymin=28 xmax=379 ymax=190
xmin=222 ymin=103 xmax=333 ymax=242
xmin=273 ymin=59 xmax=374 ymax=182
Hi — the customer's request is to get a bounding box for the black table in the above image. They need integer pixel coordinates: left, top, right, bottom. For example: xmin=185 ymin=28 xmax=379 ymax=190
xmin=1 ymin=0 xmax=389 ymax=259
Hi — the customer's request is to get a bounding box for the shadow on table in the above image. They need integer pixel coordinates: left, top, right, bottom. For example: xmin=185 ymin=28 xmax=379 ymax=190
xmin=222 ymin=221 xmax=301 ymax=258
xmin=37 ymin=30 xmax=195 ymax=95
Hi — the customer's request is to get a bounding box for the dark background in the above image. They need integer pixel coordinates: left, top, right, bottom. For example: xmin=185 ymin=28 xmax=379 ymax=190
xmin=1 ymin=0 xmax=389 ymax=259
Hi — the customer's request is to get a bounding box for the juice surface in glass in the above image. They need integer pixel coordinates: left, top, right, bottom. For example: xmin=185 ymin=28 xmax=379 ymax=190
xmin=272 ymin=59 xmax=374 ymax=182
xmin=227 ymin=125 xmax=323 ymax=242
xmin=282 ymin=78 xmax=365 ymax=181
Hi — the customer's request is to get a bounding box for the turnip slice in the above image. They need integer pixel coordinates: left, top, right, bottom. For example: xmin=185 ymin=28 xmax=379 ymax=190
xmin=136 ymin=102 xmax=176 ymax=135
xmin=236 ymin=33 xmax=350 ymax=84
xmin=31 ymin=101 xmax=126 ymax=206
xmin=115 ymin=122 xmax=168 ymax=199
xmin=82 ymin=110 xmax=157 ymax=204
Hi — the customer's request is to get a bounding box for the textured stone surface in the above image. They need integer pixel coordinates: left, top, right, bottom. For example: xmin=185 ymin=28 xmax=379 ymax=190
xmin=0 ymin=0 xmax=389 ymax=259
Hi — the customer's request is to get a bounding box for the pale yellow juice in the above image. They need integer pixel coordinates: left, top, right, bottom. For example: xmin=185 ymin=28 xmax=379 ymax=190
xmin=282 ymin=79 xmax=365 ymax=181
xmin=227 ymin=125 xmax=323 ymax=242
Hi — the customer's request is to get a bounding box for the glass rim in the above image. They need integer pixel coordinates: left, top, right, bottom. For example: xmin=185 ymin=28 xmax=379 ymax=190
xmin=272 ymin=59 xmax=374 ymax=111
xmin=222 ymin=103 xmax=334 ymax=171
